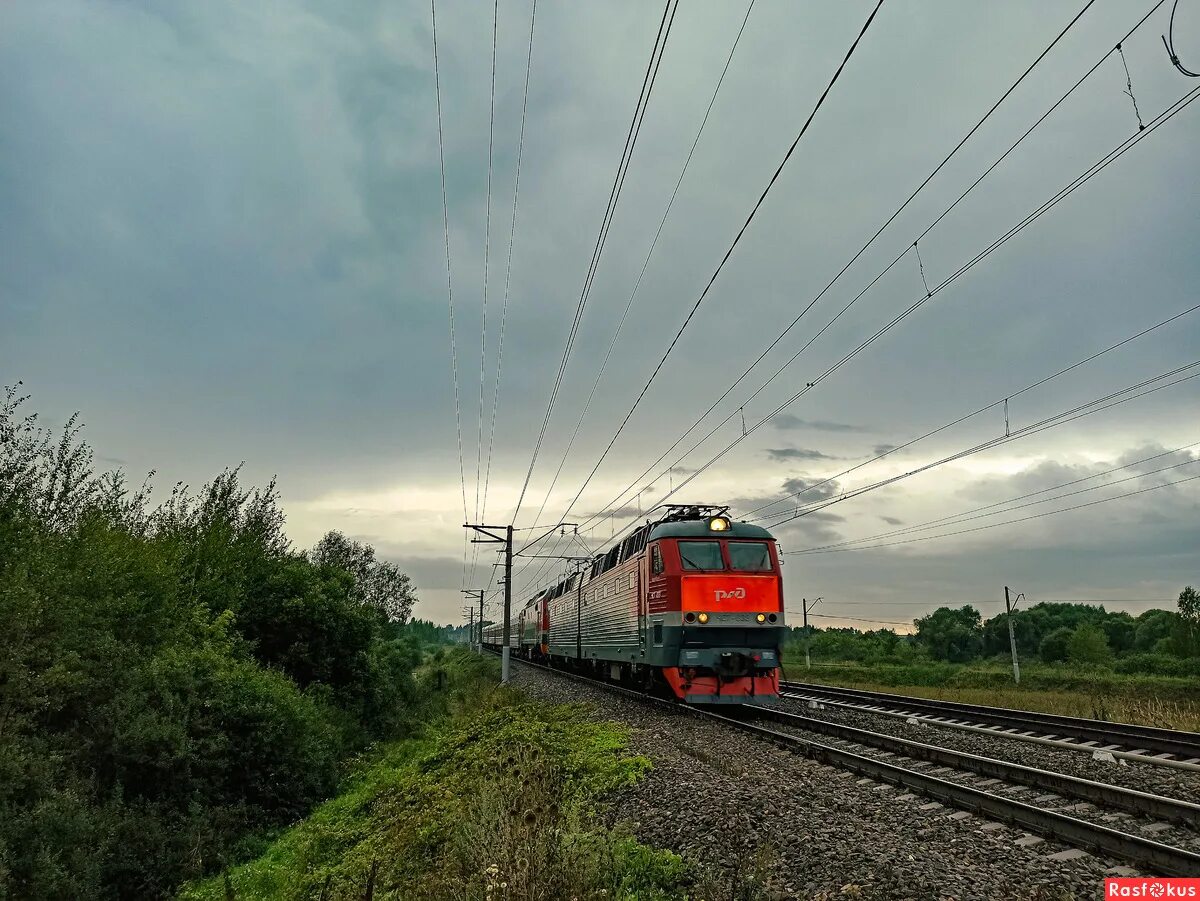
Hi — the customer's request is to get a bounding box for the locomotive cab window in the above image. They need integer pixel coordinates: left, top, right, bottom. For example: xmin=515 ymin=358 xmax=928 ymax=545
xmin=678 ymin=540 xmax=725 ymax=571
xmin=651 ymin=544 xmax=663 ymax=574
xmin=728 ymin=541 xmax=773 ymax=572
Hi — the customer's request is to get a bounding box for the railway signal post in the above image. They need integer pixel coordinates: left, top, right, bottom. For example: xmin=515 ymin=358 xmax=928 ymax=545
xmin=465 ymin=523 xmax=514 ymax=682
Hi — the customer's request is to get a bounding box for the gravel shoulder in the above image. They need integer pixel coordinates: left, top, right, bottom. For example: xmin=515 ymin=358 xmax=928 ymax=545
xmin=508 ymin=662 xmax=1139 ymax=901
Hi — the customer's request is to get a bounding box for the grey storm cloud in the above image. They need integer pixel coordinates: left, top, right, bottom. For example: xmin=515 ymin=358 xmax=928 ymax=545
xmin=772 ymin=510 xmax=845 ymax=548
xmin=880 ymin=515 xmax=903 ymax=526
xmin=766 ymin=447 xmax=836 ymax=462
xmin=771 ymin=414 xmax=865 ymax=433
xmin=3 ymin=1 xmax=1199 ymax=622
xmin=780 ymin=477 xmax=840 ymax=503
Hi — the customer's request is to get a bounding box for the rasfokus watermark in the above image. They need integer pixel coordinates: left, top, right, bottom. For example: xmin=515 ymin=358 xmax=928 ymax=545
xmin=1105 ymin=878 xmax=1200 ymax=898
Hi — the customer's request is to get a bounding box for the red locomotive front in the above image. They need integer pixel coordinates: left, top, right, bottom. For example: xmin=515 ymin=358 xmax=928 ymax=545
xmin=644 ymin=511 xmax=784 ymax=702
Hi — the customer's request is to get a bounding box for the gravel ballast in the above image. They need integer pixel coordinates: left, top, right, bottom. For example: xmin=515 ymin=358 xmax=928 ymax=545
xmin=763 ymin=712 xmax=1200 ymax=854
xmin=777 ymin=693 xmax=1200 ymax=806
xmin=508 ymin=662 xmax=1141 ymax=900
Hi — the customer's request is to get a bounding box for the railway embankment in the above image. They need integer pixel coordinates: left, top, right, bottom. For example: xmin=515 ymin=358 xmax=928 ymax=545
xmin=180 ymin=653 xmax=692 ymax=900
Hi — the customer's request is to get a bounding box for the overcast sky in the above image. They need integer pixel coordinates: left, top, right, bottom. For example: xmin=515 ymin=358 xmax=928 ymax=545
xmin=3 ymin=1 xmax=1198 ymax=630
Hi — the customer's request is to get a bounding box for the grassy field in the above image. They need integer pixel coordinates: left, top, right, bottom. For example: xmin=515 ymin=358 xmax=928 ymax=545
xmin=784 ymin=659 xmax=1200 ymax=731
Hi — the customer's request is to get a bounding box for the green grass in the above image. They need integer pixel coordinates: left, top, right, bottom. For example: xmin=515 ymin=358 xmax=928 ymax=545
xmin=785 ymin=658 xmax=1200 ymax=730
xmin=177 ymin=664 xmax=690 ymax=901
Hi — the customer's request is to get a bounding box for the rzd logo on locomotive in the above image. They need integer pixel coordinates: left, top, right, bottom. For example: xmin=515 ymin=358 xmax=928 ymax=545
xmin=714 ymin=587 xmax=746 ymax=602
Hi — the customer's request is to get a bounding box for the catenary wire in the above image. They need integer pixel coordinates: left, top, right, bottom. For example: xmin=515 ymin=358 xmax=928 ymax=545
xmin=765 ymin=364 xmax=1200 ymax=528
xmin=806 ymin=613 xmax=914 ymax=627
xmin=431 ymin=0 xmax=468 ymax=536
xmin=547 ymin=0 xmax=888 ymax=533
xmin=791 ymin=472 xmax=1200 ymax=554
xmin=525 ymin=0 xmax=757 ymax=538
xmin=475 ymin=0 xmax=500 ymax=528
xmin=509 ymin=0 xmax=678 ymax=525
xmin=791 ymin=444 xmax=1200 ymax=553
xmin=1163 ymin=0 xmax=1200 ymax=76
xmin=574 ymin=83 xmax=1200 ymax=551
xmin=562 ymin=0 xmax=1114 ymax=536
xmin=589 ymin=91 xmax=1200 ymax=552
xmin=480 ymin=0 xmax=538 ymax=526
xmin=743 ymin=300 xmax=1200 ymax=520
xmin=508 ymin=0 xmax=682 ymax=591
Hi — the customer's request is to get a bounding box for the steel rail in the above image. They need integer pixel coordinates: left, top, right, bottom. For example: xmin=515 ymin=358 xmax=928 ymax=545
xmin=751 ymin=705 xmax=1200 ymax=826
xmin=783 ymin=681 xmax=1200 ymax=762
xmin=496 ymin=655 xmax=1200 ymax=876
xmin=779 ymin=690 xmax=1200 ymax=773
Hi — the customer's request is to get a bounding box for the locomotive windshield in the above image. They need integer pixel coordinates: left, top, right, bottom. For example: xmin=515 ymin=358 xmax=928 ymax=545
xmin=728 ymin=541 xmax=772 ymax=572
xmin=678 ymin=540 xmax=725 ymax=571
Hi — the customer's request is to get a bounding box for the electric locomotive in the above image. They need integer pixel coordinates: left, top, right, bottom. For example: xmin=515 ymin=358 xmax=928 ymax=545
xmin=483 ymin=505 xmax=785 ymax=703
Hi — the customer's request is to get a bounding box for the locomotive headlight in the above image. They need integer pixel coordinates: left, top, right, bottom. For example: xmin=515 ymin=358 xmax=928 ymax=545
xmin=756 ymin=613 xmax=767 ymax=623
xmin=697 ymin=612 xmax=710 ymax=624
xmin=708 ymin=516 xmax=730 ymax=531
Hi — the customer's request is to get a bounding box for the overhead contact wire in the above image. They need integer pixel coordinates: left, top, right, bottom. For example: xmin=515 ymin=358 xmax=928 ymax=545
xmin=741 ymin=300 xmax=1200 ymax=520
xmin=475 ymin=0 xmax=500 ymax=532
xmin=481 ymin=0 xmax=538 ymax=527
xmin=579 ymin=1 xmax=1156 ymax=533
xmin=431 ymin=0 xmax=468 ymax=525
xmin=793 ymin=442 xmax=1200 ymax=553
xmin=580 ymin=81 xmax=1200 ymax=549
xmin=510 ymin=0 xmax=677 ymax=525
xmin=556 ymin=0 xmax=887 ymax=529
xmin=526 ymin=0 xmax=757 ymax=537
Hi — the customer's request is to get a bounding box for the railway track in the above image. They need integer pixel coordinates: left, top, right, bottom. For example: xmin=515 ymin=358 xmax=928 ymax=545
xmin=499 ymin=656 xmax=1200 ymax=876
xmin=749 ymin=704 xmax=1200 ymax=829
xmin=781 ymin=681 xmax=1200 ymax=771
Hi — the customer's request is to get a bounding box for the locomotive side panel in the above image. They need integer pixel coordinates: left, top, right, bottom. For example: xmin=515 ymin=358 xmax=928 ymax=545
xmin=547 ymin=584 xmax=579 ymax=660
xmin=578 ymin=556 xmax=641 ymax=663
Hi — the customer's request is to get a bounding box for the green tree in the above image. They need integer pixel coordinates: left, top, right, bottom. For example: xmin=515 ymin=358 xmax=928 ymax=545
xmin=312 ymin=530 xmax=417 ymax=623
xmin=0 ymin=388 xmax=426 ymax=898
xmin=1102 ymin=612 xmax=1137 ymax=655
xmin=1067 ymin=622 xmax=1111 ymax=666
xmin=1039 ymin=626 xmax=1072 ymax=663
xmin=1133 ymin=609 xmax=1180 ymax=653
xmin=1179 ymin=586 xmax=1199 ymax=655
xmin=914 ymin=606 xmax=983 ymax=662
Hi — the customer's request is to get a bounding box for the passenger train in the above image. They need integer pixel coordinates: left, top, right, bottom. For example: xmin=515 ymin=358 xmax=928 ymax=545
xmin=482 ymin=505 xmax=785 ymax=703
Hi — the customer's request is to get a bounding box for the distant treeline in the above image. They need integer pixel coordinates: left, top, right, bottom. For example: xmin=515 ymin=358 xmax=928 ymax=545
xmin=787 ymin=592 xmax=1200 ymax=676
xmin=0 ymin=387 xmax=452 ymax=898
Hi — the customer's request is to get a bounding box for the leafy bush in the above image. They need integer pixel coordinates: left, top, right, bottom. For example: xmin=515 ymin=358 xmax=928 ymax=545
xmin=1067 ymin=622 xmax=1112 ymax=667
xmin=1113 ymin=653 xmax=1200 ymax=678
xmin=0 ymin=387 xmax=436 ymax=898
xmin=1039 ymin=626 xmax=1072 ymax=663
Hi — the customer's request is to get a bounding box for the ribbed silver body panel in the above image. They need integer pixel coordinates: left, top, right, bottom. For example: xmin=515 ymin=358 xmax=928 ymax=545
xmin=548 ymin=556 xmax=642 ymax=660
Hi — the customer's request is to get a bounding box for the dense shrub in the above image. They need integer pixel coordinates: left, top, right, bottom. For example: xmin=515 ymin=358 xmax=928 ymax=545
xmin=1067 ymin=622 xmax=1112 ymax=667
xmin=1039 ymin=626 xmax=1072 ymax=663
xmin=0 ymin=387 xmax=428 ymax=898
xmin=1113 ymin=653 xmax=1200 ymax=678
xmin=179 ymin=665 xmax=689 ymax=901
